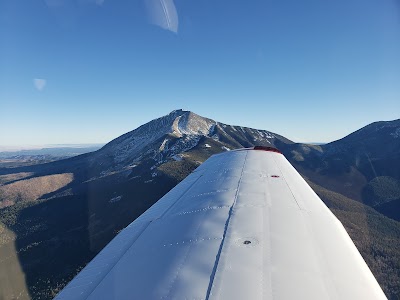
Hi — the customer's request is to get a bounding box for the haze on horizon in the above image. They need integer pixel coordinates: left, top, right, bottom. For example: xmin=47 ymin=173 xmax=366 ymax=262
xmin=1 ymin=0 xmax=399 ymax=146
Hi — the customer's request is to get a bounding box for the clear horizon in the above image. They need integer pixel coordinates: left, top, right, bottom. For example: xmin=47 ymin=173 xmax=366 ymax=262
xmin=0 ymin=143 xmax=105 ymax=152
xmin=1 ymin=0 xmax=399 ymax=145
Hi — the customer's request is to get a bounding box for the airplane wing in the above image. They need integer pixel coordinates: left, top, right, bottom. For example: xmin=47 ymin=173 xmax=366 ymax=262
xmin=54 ymin=147 xmax=387 ymax=299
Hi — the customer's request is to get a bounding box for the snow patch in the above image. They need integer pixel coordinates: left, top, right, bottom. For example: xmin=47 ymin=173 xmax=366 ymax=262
xmin=107 ymin=110 xmax=185 ymax=164
xmin=221 ymin=146 xmax=230 ymax=151
xmin=159 ymin=139 xmax=169 ymax=151
xmin=171 ymin=116 xmax=183 ymax=137
xmin=391 ymin=127 xmax=400 ymax=138
xmin=172 ymin=155 xmax=183 ymax=161
xmin=177 ymin=112 xmax=216 ymax=136
xmin=259 ymin=130 xmax=275 ymax=139
xmin=204 ymin=144 xmax=211 ymax=148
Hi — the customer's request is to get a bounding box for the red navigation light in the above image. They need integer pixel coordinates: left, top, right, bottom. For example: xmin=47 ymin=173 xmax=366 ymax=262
xmin=253 ymin=146 xmax=282 ymax=154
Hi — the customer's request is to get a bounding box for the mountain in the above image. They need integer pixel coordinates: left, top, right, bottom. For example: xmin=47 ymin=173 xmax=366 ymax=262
xmin=0 ymin=110 xmax=399 ymax=299
xmin=283 ymin=119 xmax=400 ymax=220
xmin=77 ymin=109 xmax=292 ymax=173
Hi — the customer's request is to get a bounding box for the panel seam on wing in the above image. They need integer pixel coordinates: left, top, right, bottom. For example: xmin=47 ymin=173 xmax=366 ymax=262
xmin=162 ymin=237 xmax=223 ymax=247
xmin=189 ymin=189 xmax=233 ymax=198
xmin=205 ymin=151 xmax=249 ymax=299
xmin=158 ymin=173 xmax=204 ymax=219
xmin=175 ymin=205 xmax=231 ymax=216
xmin=271 ymin=154 xmax=303 ymax=210
xmin=162 ymin=199 xmax=211 ymax=299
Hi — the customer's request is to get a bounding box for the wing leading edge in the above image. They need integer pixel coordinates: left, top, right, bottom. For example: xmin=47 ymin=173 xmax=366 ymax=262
xmin=55 ymin=147 xmax=387 ymax=299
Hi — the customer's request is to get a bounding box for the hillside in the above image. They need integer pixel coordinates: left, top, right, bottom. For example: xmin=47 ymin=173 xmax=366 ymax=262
xmin=283 ymin=119 xmax=400 ymax=220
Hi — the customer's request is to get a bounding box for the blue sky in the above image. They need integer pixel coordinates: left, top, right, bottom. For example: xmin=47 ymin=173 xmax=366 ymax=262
xmin=1 ymin=0 xmax=399 ymax=145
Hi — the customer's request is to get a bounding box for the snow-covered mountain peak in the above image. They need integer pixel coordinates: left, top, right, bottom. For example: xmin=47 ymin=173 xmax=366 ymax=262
xmin=171 ymin=112 xmax=216 ymax=137
xmin=100 ymin=110 xmax=217 ymax=165
xmin=93 ymin=109 xmax=292 ymax=172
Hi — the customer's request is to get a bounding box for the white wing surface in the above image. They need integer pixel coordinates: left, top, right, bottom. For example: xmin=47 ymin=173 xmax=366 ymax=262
xmin=55 ymin=147 xmax=387 ymax=299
